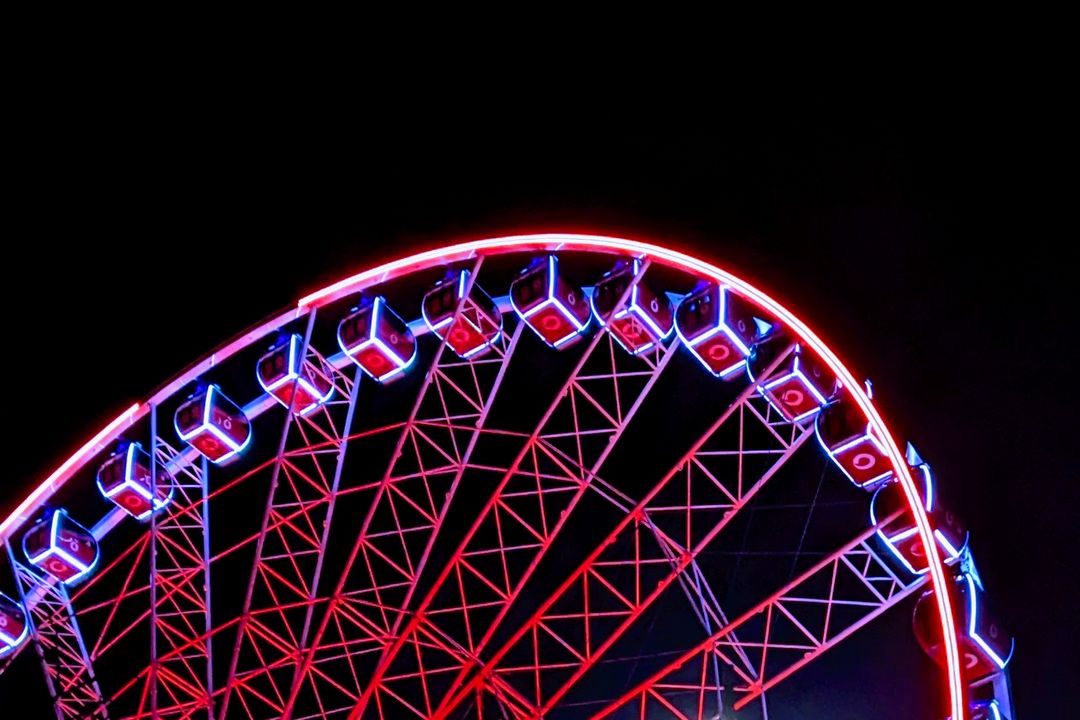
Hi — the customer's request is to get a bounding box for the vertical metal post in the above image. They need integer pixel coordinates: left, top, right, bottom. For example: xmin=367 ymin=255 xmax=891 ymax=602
xmin=202 ymin=454 xmax=214 ymax=720
xmin=149 ymin=403 xmax=159 ymax=719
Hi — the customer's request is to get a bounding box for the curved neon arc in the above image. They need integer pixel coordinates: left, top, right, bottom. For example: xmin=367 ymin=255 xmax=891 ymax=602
xmin=0 ymin=403 xmax=140 ymax=546
xmin=300 ymin=233 xmax=965 ymax=719
xmin=0 ymin=233 xmax=965 ymax=719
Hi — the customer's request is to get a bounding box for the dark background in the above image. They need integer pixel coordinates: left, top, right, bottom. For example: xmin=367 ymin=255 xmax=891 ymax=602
xmin=3 ymin=104 xmax=1072 ymax=716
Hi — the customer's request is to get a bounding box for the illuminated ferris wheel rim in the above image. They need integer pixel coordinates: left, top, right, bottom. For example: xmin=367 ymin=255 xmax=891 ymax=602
xmin=0 ymin=232 xmax=966 ymax=718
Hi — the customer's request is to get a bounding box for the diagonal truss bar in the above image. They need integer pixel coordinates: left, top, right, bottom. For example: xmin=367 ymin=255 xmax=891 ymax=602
xmin=670 ymin=555 xmax=756 ymax=717
xmin=144 ymin=422 xmax=215 ymax=720
xmin=282 ymin=262 xmax=529 ymax=717
xmin=218 ymin=309 xmax=372 ymax=719
xmin=636 ymin=393 xmax=815 ymax=720
xmin=727 ymin=535 xmax=926 ymax=710
xmin=352 ymin=261 xmax=680 ymax=720
xmin=7 ymin=547 xmax=108 ymax=719
xmin=436 ymin=346 xmax=804 ymax=718
xmin=589 ymin=508 xmax=920 ymax=719
xmin=222 ymin=361 xmax=363 ymax=717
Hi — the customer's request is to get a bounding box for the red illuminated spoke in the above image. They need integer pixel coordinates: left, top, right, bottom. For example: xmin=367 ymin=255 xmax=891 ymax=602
xmin=146 ymin=432 xmax=215 ymax=718
xmin=219 ymin=311 xmax=366 ymax=720
xmin=7 ymin=556 xmax=108 ymax=719
xmin=281 ymin=264 xmax=528 ymax=718
xmin=589 ymin=510 xmax=922 ymax=719
xmin=0 ymin=237 xmax=980 ymax=720
xmin=433 ymin=346 xmax=808 ymax=719
xmin=351 ymin=264 xmax=679 ymax=720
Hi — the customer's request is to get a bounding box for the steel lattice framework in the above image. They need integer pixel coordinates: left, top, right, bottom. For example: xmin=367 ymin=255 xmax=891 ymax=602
xmin=0 ymin=235 xmax=1008 ymax=720
xmin=9 ymin=555 xmax=108 ymax=719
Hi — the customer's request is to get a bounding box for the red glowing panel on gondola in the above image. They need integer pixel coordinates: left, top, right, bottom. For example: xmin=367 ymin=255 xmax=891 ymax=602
xmin=174 ymin=385 xmax=252 ymax=463
xmin=510 ymin=256 xmax=590 ymax=349
xmin=750 ymin=341 xmax=834 ymax=423
xmin=531 ymin=304 xmax=582 ymax=347
xmin=338 ymin=296 xmax=417 ymax=382
xmin=257 ymin=334 xmax=334 ymax=415
xmin=608 ymin=315 xmax=651 ymax=352
xmin=832 ymin=436 xmax=892 ymax=487
xmin=913 ymin=572 xmax=1013 ymax=681
xmin=816 ymin=395 xmax=894 ymax=491
xmin=676 ymin=285 xmax=762 ymax=377
xmin=422 ymin=270 xmax=503 ymax=359
xmin=96 ymin=443 xmax=174 ymax=520
xmin=871 ymin=459 xmax=967 ymax=575
xmin=591 ymin=258 xmax=673 ymax=355
xmin=0 ymin=593 xmax=29 ymax=656
xmin=764 ymin=374 xmax=822 ymax=421
xmin=22 ymin=509 xmax=99 ymax=584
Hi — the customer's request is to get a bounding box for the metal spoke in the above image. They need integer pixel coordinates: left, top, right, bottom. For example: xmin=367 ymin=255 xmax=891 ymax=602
xmin=145 ymin=420 xmax=214 ymax=719
xmin=353 ymin=260 xmax=676 ymax=720
xmin=7 ymin=546 xmax=108 ymax=719
xmin=219 ymin=309 xmax=375 ymax=719
xmin=589 ymin=509 xmax=923 ymax=719
xmin=0 ymin=238 xmax=995 ymax=720
xmin=283 ymin=260 xmax=529 ymax=718
xmin=434 ymin=346 xmax=804 ymax=719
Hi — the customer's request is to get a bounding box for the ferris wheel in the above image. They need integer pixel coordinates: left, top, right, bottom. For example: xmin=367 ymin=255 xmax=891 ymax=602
xmin=0 ymin=234 xmax=1014 ymax=720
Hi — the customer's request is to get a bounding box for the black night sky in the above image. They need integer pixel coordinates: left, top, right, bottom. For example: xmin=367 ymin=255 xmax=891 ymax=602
xmin=2 ymin=101 xmax=1072 ymax=717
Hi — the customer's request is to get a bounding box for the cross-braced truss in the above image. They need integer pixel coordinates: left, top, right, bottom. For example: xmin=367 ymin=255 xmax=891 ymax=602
xmin=219 ymin=319 xmax=365 ymax=720
xmin=8 ymin=555 xmax=108 ymax=719
xmin=349 ymin=265 xmax=681 ymax=720
xmin=0 ymin=243 xmax=988 ymax=720
xmin=143 ymin=433 xmax=214 ymax=719
xmin=590 ymin=509 xmax=925 ymax=719
xmin=434 ymin=347 xmax=810 ymax=719
xmin=280 ymin=266 xmax=531 ymax=719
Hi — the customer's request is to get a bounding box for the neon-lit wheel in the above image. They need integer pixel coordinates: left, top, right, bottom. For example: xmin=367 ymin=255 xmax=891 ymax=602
xmin=0 ymin=235 xmax=1014 ymax=719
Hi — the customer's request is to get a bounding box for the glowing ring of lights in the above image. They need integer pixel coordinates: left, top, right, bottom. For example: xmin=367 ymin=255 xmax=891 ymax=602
xmin=0 ymin=234 xmax=966 ymax=718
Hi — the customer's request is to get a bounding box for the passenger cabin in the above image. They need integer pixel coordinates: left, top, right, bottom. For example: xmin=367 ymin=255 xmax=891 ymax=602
xmin=421 ymin=270 xmax=503 ymax=359
xmin=174 ymin=384 xmax=252 ymax=463
xmin=749 ymin=337 xmax=835 ymax=423
xmin=257 ymin=334 xmax=334 ymax=415
xmin=676 ymin=284 xmax=763 ymax=377
xmin=22 ymin=509 xmax=98 ymax=584
xmin=96 ymin=442 xmax=174 ymax=519
xmin=338 ymin=296 xmax=417 ymax=382
xmin=510 ymin=256 xmax=590 ymax=349
xmin=913 ymin=569 xmax=1013 ymax=681
xmin=816 ymin=392 xmax=895 ymax=491
xmin=591 ymin=258 xmax=673 ymax=355
xmin=870 ymin=447 xmax=968 ymax=575
xmin=0 ymin=593 xmax=28 ymax=656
